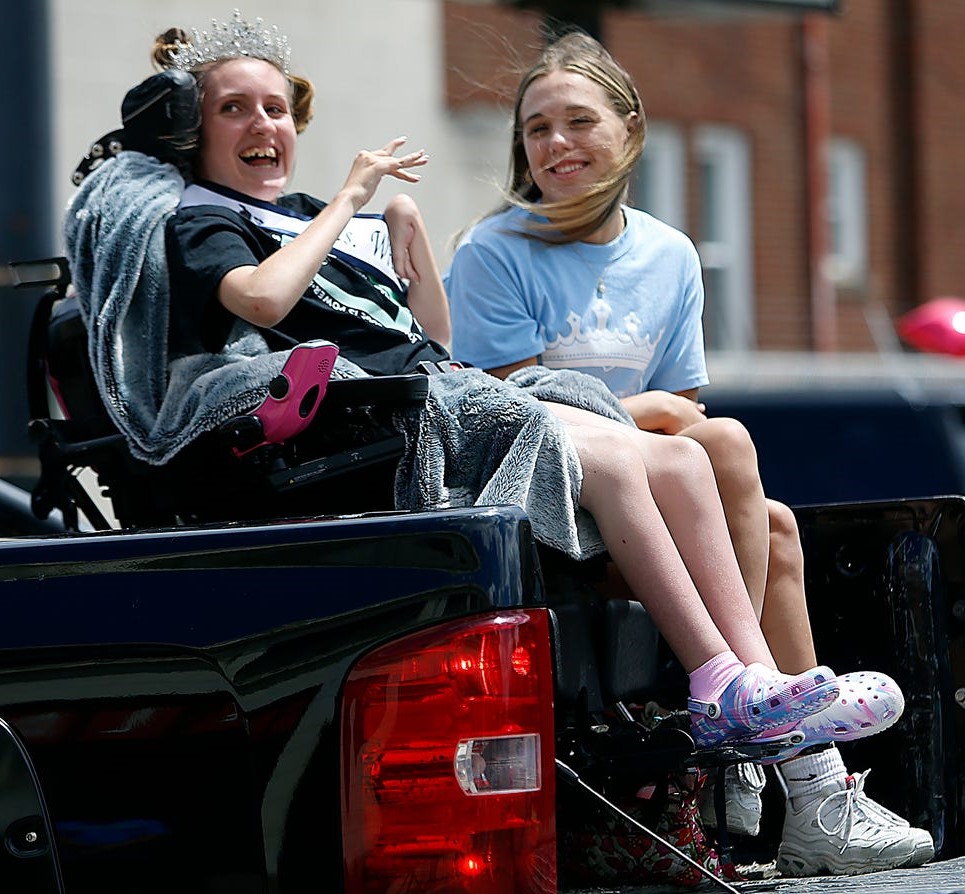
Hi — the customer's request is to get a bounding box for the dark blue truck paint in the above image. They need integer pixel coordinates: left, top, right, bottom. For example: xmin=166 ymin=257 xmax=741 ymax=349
xmin=0 ymin=505 xmax=540 ymax=893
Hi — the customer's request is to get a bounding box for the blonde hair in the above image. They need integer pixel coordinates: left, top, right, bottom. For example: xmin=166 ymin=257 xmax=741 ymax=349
xmin=506 ymin=31 xmax=645 ymax=243
xmin=151 ymin=28 xmax=315 ymax=134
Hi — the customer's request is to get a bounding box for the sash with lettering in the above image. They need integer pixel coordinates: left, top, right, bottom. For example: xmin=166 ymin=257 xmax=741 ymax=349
xmin=179 ymin=181 xmax=406 ymax=296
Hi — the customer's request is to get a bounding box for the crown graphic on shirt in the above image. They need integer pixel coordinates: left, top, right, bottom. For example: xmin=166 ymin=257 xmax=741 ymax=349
xmin=544 ymin=310 xmax=661 ymax=365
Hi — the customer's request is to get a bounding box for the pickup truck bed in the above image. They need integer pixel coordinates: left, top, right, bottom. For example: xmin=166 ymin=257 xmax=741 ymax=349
xmin=1 ymin=491 xmax=964 ymax=893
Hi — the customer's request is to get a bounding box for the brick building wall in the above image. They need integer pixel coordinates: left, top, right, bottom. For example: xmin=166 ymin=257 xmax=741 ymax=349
xmin=825 ymin=4 xmax=901 ymax=348
xmin=914 ymin=0 xmax=965 ymax=304
xmin=605 ymin=13 xmax=813 ymax=349
xmin=444 ymin=0 xmax=965 ymax=353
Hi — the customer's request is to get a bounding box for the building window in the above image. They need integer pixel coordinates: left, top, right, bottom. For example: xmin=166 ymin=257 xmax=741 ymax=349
xmin=827 ymin=138 xmax=868 ymax=288
xmin=632 ymin=122 xmax=685 ymax=230
xmin=694 ymin=125 xmax=754 ymax=351
xmin=633 ymin=122 xmax=754 ymax=352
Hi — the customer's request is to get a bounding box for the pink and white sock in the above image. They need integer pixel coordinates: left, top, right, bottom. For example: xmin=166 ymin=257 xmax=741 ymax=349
xmin=688 ymin=650 xmax=745 ymax=704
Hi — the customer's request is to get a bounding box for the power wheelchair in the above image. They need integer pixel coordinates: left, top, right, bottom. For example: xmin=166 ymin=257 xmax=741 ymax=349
xmin=20 ymin=253 xmax=430 ymax=532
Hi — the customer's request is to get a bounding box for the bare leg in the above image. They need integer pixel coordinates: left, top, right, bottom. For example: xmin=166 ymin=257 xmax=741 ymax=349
xmin=761 ymin=499 xmax=819 ymax=674
xmin=679 ymin=418 xmax=820 ymax=673
xmin=680 ymin=417 xmax=769 ymax=617
xmin=545 ymin=402 xmax=776 ymax=671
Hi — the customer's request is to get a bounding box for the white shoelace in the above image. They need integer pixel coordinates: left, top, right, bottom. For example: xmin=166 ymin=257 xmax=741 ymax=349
xmin=814 ymin=769 xmax=873 ymax=853
xmin=736 ymin=760 xmax=767 ymax=793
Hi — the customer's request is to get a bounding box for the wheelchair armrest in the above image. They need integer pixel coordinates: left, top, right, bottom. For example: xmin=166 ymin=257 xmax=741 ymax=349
xmin=218 ymin=371 xmax=429 ymax=455
xmin=217 ymin=373 xmax=429 ymax=492
xmin=224 ymin=340 xmax=340 ymax=456
xmin=322 ymin=373 xmax=429 ymax=408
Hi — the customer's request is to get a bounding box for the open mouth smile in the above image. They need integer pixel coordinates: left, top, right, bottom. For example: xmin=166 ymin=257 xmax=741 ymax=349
xmin=240 ymin=147 xmax=278 ymax=167
xmin=540 ymin=155 xmax=589 ymax=176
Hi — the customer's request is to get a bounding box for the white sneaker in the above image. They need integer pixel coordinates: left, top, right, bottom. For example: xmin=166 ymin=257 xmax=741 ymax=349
xmin=698 ymin=762 xmax=766 ymax=837
xmin=777 ymin=769 xmax=935 ymax=876
xmin=858 ymin=791 xmax=936 ymax=868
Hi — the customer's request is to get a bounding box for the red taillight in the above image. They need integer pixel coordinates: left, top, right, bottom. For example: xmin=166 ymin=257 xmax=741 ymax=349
xmin=340 ymin=609 xmax=556 ymax=894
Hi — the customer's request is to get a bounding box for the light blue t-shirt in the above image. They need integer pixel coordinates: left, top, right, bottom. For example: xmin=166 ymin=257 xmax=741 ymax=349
xmin=445 ymin=205 xmax=708 ymax=398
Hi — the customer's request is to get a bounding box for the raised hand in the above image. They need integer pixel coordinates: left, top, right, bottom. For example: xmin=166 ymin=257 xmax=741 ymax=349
xmin=338 ymin=137 xmax=429 ymax=212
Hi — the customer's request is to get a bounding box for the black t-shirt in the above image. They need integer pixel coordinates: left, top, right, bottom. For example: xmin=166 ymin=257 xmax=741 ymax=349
xmin=165 ymin=190 xmax=450 ymax=375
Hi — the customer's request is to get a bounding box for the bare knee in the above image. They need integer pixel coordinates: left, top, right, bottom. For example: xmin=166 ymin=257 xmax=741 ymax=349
xmin=683 ymin=417 xmax=762 ymax=496
xmin=572 ymin=427 xmax=647 ymax=509
xmin=645 ymin=429 xmax=718 ymax=491
xmin=686 ymin=416 xmax=757 ymax=468
xmin=767 ymin=499 xmax=803 ymax=563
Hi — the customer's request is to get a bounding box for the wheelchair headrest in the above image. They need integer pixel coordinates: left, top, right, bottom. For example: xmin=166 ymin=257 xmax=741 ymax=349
xmin=72 ymin=69 xmax=200 ymax=185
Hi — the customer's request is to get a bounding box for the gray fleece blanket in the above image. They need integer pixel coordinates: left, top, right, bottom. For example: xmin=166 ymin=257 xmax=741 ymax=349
xmin=62 ymin=152 xmax=634 ymax=558
xmin=395 ymin=365 xmax=634 ymax=557
xmin=63 ymin=152 xmax=296 ymax=462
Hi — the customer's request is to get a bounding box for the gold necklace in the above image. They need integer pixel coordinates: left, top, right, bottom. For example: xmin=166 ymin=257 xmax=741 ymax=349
xmin=583 ymin=210 xmax=626 ymax=300
xmin=575 ymin=244 xmax=615 ymax=302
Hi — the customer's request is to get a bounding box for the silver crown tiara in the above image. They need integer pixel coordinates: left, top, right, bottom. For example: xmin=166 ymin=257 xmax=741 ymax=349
xmin=168 ymin=9 xmax=291 ymax=74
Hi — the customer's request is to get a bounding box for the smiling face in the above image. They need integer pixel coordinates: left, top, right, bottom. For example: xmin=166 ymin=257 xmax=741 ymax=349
xmin=518 ymin=69 xmax=635 ymax=206
xmin=196 ymin=57 xmax=296 ymax=202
